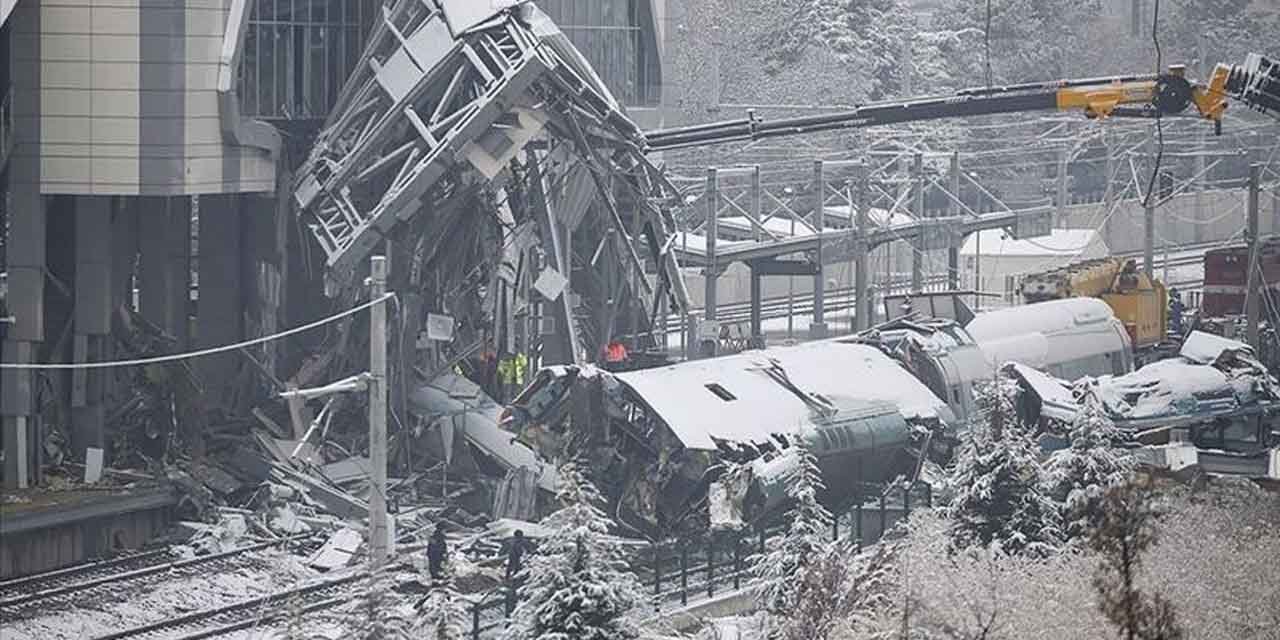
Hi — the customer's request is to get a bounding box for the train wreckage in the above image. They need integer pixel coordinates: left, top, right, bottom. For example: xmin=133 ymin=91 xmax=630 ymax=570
xmin=487 ymin=309 xmax=1279 ymax=536
xmin=500 ymin=338 xmax=952 ymax=534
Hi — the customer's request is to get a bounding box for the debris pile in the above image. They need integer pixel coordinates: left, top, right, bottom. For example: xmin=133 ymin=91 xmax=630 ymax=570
xmin=502 ymin=339 xmax=953 ymax=536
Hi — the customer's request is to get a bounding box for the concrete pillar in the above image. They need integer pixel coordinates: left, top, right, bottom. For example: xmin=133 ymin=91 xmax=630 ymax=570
xmin=811 ymin=160 xmax=827 ymax=339
xmin=699 ymin=168 xmax=720 ymax=359
xmin=71 ymin=197 xmax=113 ymax=456
xmin=854 ymin=164 xmax=871 ymax=331
xmin=750 ymin=165 xmax=762 ymax=243
xmin=138 ymin=197 xmax=191 ymax=347
xmin=197 ymin=194 xmax=245 ymax=405
xmin=4 ymin=3 xmax=45 ymax=489
xmin=749 ymin=265 xmax=763 ymax=347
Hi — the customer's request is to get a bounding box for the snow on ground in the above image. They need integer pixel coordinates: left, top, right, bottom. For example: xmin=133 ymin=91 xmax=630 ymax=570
xmin=4 ymin=549 xmax=320 ymax=640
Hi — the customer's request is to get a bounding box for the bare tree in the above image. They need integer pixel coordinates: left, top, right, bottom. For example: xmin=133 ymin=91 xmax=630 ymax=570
xmin=1088 ymin=481 xmax=1184 ymax=640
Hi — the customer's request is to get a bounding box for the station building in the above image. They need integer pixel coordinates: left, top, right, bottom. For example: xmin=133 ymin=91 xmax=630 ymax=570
xmin=0 ymin=0 xmax=670 ymax=489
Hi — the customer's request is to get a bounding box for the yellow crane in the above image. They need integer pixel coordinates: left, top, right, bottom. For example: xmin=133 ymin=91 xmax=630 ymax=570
xmin=1019 ymin=258 xmax=1168 ymax=350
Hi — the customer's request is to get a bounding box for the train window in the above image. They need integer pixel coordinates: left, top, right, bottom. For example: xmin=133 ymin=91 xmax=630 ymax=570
xmin=952 ymin=387 xmax=962 ymax=405
xmin=704 ymin=383 xmax=737 ymax=401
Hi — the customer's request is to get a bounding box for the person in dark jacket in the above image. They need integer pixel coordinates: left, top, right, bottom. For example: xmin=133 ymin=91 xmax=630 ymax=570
xmin=426 ymin=526 xmax=448 ymax=581
xmin=506 ymin=529 xmax=535 ymax=584
xmin=504 ymin=529 xmax=535 ymax=612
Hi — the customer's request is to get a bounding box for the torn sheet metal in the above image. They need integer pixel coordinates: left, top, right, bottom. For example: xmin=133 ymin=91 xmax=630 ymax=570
xmin=410 ymin=373 xmax=557 ymax=493
xmin=854 ymin=319 xmax=990 ymax=422
xmin=309 ymin=527 xmax=362 ymax=571
xmin=1009 ymin=331 xmax=1280 ymax=430
xmin=1179 ymin=330 xmax=1255 ymax=365
xmin=1002 ymin=362 xmax=1078 ymax=423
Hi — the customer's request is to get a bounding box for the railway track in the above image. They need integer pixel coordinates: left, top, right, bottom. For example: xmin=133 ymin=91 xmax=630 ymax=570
xmin=90 ymin=570 xmax=367 ymax=640
xmin=0 ymin=534 xmax=314 ymax=621
xmin=0 ymin=548 xmax=173 ymax=602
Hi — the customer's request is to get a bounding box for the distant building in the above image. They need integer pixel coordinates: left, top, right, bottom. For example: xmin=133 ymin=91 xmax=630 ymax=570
xmin=961 ymin=228 xmax=1110 ymax=303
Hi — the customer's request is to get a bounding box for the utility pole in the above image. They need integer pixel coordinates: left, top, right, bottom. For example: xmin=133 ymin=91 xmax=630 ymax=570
xmin=1246 ymin=164 xmax=1261 ymax=350
xmin=911 ymin=152 xmax=925 ymax=293
xmin=1143 ymin=133 xmax=1155 ymax=280
xmin=948 ymin=152 xmax=961 ymax=291
xmin=368 ymin=255 xmax=390 ymax=568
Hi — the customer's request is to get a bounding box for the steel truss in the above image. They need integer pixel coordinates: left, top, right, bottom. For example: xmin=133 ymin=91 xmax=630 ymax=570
xmin=292 ymin=1 xmax=687 ymax=362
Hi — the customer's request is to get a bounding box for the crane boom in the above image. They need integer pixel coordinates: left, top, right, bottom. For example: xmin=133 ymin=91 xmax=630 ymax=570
xmin=644 ymin=56 xmax=1278 ymax=151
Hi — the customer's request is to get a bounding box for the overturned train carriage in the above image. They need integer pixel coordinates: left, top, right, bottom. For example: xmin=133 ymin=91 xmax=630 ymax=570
xmin=501 ymin=340 xmax=954 ymax=535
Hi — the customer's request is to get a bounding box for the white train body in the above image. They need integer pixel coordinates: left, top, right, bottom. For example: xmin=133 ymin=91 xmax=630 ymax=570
xmin=966 ymin=298 xmax=1135 ymax=381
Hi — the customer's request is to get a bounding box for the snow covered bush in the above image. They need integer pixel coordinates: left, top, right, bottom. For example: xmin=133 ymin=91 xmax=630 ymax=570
xmin=1043 ymin=397 xmax=1134 ymax=539
xmin=414 ymin=581 xmax=468 ymax=640
xmin=873 ymin=480 xmax=1280 ymax=640
xmin=753 ymin=437 xmax=832 ymax=620
xmin=751 ymin=437 xmax=902 ymax=640
xmin=352 ymin=563 xmax=414 ymax=640
xmin=503 ymin=462 xmax=646 ymax=640
xmin=944 ymin=378 xmax=1063 ymax=556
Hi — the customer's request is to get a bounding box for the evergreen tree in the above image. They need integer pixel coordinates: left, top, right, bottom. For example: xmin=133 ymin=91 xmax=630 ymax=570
xmin=944 ymin=379 xmax=1063 ymax=556
xmin=353 ymin=563 xmax=413 ymax=640
xmin=503 ymin=462 xmax=645 ymax=640
xmin=415 ymin=578 xmax=468 ymax=640
xmin=930 ymin=0 xmax=1106 ymax=85
xmin=1090 ymin=482 xmax=1185 ymax=640
xmin=753 ymin=438 xmax=834 ymax=627
xmin=1043 ymin=398 xmax=1134 ymax=539
xmin=760 ymin=0 xmax=921 ymax=98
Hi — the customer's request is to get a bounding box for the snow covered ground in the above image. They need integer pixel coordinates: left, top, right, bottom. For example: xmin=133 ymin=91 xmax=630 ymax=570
xmin=4 ymin=549 xmax=320 ymax=640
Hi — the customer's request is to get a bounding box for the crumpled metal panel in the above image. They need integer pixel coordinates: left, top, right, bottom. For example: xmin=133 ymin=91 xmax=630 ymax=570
xmin=437 ymin=0 xmax=531 ymax=38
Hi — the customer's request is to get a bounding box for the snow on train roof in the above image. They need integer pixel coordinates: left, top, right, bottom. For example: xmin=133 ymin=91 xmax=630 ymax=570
xmin=613 ymin=341 xmax=952 ymax=451
xmin=960 ymin=228 xmax=1099 ymax=257
xmin=966 ymin=297 xmax=1118 ymax=341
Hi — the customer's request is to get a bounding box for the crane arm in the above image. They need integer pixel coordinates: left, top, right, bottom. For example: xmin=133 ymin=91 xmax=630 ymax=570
xmin=644 ymin=55 xmax=1278 ymax=152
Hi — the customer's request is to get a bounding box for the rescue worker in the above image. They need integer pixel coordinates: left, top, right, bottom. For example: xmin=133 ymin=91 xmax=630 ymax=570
xmin=1169 ymin=288 xmax=1186 ymax=337
xmin=427 ymin=525 xmax=448 ymax=581
xmin=506 ymin=529 xmax=534 ymax=585
xmin=505 ymin=529 xmax=535 ymax=613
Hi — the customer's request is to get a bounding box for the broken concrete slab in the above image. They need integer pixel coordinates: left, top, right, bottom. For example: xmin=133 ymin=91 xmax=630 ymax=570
xmin=309 ymin=527 xmax=362 ymax=571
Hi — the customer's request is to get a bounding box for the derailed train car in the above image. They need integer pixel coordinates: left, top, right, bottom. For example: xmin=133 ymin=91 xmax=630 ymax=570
xmin=1005 ymin=331 xmax=1280 ymax=443
xmin=500 ymin=340 xmax=954 ymax=536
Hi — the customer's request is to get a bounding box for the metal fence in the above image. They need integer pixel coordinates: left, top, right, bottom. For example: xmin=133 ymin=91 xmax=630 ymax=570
xmin=464 ymin=481 xmax=932 ymax=639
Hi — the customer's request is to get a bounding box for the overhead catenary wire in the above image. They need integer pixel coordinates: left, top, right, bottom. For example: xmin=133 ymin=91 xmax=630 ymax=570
xmin=0 ymin=293 xmax=398 ymax=370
